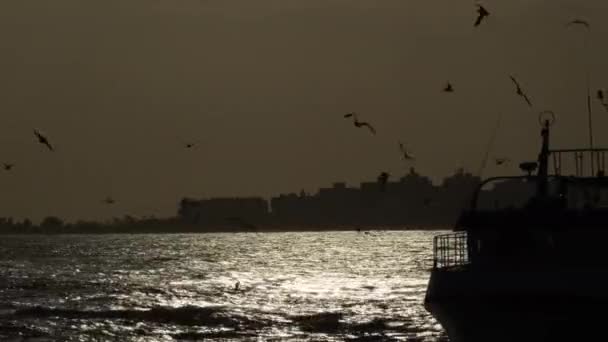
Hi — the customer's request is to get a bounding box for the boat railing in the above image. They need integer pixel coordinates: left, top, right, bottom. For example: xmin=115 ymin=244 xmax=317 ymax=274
xmin=550 ymin=148 xmax=608 ymax=177
xmin=433 ymin=232 xmax=468 ymax=269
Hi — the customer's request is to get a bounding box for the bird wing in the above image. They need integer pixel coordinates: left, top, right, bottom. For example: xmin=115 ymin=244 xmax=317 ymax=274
xmin=523 ymin=93 xmax=533 ymax=107
xmin=474 ymin=5 xmax=488 ymax=26
xmin=44 ymin=141 xmax=54 ymax=151
xmin=567 ymin=19 xmax=590 ymax=28
xmin=361 ymin=123 xmax=376 ymax=134
xmin=474 ymin=14 xmax=483 ymax=27
xmin=509 ymin=75 xmax=521 ymax=90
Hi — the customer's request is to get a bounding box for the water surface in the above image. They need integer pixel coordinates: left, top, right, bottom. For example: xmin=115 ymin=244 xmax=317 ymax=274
xmin=0 ymin=231 xmax=448 ymax=341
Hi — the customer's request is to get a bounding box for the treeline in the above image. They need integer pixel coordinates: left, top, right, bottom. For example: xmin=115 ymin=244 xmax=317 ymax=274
xmin=0 ymin=216 xmax=187 ymax=234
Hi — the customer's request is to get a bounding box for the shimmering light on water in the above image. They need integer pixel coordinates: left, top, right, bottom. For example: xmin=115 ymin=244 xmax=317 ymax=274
xmin=0 ymin=231 xmax=448 ymax=341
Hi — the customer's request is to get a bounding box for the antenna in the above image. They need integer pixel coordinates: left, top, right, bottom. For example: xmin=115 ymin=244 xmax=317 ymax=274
xmin=585 ymin=33 xmax=594 ymax=175
xmin=567 ymin=19 xmax=594 ymax=175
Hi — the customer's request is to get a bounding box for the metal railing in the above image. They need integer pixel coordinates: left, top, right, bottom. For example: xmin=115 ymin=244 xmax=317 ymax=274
xmin=550 ymin=148 xmax=608 ymax=177
xmin=433 ymin=232 xmax=469 ymax=269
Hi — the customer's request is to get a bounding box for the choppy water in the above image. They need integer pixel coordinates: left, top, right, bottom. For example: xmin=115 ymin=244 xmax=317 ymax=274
xmin=0 ymin=231 xmax=448 ymax=341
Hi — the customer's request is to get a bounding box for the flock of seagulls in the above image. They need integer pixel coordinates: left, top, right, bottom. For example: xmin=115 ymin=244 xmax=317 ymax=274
xmin=2 ymin=6 xmax=601 ymax=213
xmin=340 ymin=6 xmax=599 ymax=184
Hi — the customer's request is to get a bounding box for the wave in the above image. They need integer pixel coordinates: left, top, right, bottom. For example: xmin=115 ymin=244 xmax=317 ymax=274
xmin=13 ymin=305 xmax=249 ymax=327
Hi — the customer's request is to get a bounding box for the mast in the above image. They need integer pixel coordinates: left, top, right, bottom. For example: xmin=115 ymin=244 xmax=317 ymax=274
xmin=537 ymin=119 xmax=550 ymax=197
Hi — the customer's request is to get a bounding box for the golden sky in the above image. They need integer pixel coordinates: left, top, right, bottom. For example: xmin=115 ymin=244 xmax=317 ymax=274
xmin=0 ymin=0 xmax=607 ymax=221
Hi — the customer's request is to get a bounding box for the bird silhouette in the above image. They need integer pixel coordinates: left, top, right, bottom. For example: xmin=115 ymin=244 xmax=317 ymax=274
xmin=3 ymin=163 xmax=14 ymax=171
xmin=443 ymin=82 xmax=454 ymax=92
xmin=509 ymin=76 xmax=532 ymax=107
xmin=344 ymin=112 xmax=376 ymax=135
xmin=33 ymin=129 xmax=54 ymax=151
xmin=399 ymin=142 xmax=415 ymax=161
xmin=566 ymin=19 xmax=590 ymax=29
xmin=495 ymin=158 xmax=510 ymax=166
xmin=474 ymin=4 xmax=490 ymax=27
xmin=103 ymin=197 xmax=116 ymax=205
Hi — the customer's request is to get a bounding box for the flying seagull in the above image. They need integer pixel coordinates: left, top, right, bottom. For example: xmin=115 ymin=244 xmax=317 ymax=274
xmin=399 ymin=142 xmax=415 ymax=161
xmin=103 ymin=197 xmax=116 ymax=205
xmin=344 ymin=112 xmax=376 ymax=135
xmin=33 ymin=129 xmax=54 ymax=151
xmin=474 ymin=4 xmax=490 ymax=27
xmin=495 ymin=158 xmax=510 ymax=166
xmin=443 ymin=82 xmax=454 ymax=93
xmin=566 ymin=19 xmax=590 ymax=29
xmin=509 ymin=75 xmax=532 ymax=107
xmin=3 ymin=163 xmax=14 ymax=171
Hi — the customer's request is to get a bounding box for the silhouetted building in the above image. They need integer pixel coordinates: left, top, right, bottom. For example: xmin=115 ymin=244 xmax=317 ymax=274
xmin=175 ymin=168 xmax=532 ymax=229
xmin=178 ymin=197 xmax=268 ymax=227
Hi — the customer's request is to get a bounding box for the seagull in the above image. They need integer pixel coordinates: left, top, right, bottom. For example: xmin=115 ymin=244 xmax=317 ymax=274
xmin=103 ymin=197 xmax=116 ymax=205
xmin=566 ymin=19 xmax=590 ymax=29
xmin=344 ymin=112 xmax=376 ymax=135
xmin=474 ymin=4 xmax=490 ymax=27
xmin=3 ymin=163 xmax=14 ymax=171
xmin=33 ymin=129 xmax=54 ymax=151
xmin=443 ymin=82 xmax=454 ymax=93
xmin=509 ymin=75 xmax=532 ymax=107
xmin=495 ymin=158 xmax=510 ymax=166
xmin=399 ymin=142 xmax=415 ymax=161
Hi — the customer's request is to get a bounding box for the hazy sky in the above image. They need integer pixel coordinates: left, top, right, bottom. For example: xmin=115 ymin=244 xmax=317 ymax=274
xmin=0 ymin=0 xmax=607 ymax=222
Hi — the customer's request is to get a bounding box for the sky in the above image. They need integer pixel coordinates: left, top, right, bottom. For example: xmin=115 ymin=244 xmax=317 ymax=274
xmin=0 ymin=0 xmax=607 ymax=222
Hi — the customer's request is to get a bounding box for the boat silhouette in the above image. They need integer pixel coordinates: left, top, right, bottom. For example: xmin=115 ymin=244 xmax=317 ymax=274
xmin=425 ymin=117 xmax=608 ymax=341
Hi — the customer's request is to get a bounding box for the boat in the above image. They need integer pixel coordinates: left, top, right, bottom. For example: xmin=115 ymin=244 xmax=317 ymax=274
xmin=425 ymin=114 xmax=608 ymax=341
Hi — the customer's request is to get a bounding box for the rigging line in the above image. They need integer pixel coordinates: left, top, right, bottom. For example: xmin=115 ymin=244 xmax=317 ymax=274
xmin=583 ymin=31 xmax=595 ymax=175
xmin=476 ymin=111 xmax=503 ymax=179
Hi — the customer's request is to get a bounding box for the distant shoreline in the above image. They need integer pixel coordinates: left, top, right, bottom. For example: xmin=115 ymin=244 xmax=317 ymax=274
xmin=0 ymin=224 xmax=452 ymax=235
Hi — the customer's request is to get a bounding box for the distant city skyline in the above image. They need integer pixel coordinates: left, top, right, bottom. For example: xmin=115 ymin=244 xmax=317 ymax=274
xmin=0 ymin=0 xmax=607 ymax=221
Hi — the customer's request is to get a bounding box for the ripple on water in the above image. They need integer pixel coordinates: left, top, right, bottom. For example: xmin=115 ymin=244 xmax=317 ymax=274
xmin=0 ymin=231 xmax=448 ymax=341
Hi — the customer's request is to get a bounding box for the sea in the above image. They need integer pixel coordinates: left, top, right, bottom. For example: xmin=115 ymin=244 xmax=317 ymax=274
xmin=0 ymin=231 xmax=448 ymax=341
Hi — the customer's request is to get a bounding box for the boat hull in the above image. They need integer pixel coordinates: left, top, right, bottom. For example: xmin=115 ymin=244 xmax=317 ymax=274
xmin=425 ymin=268 xmax=608 ymax=341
